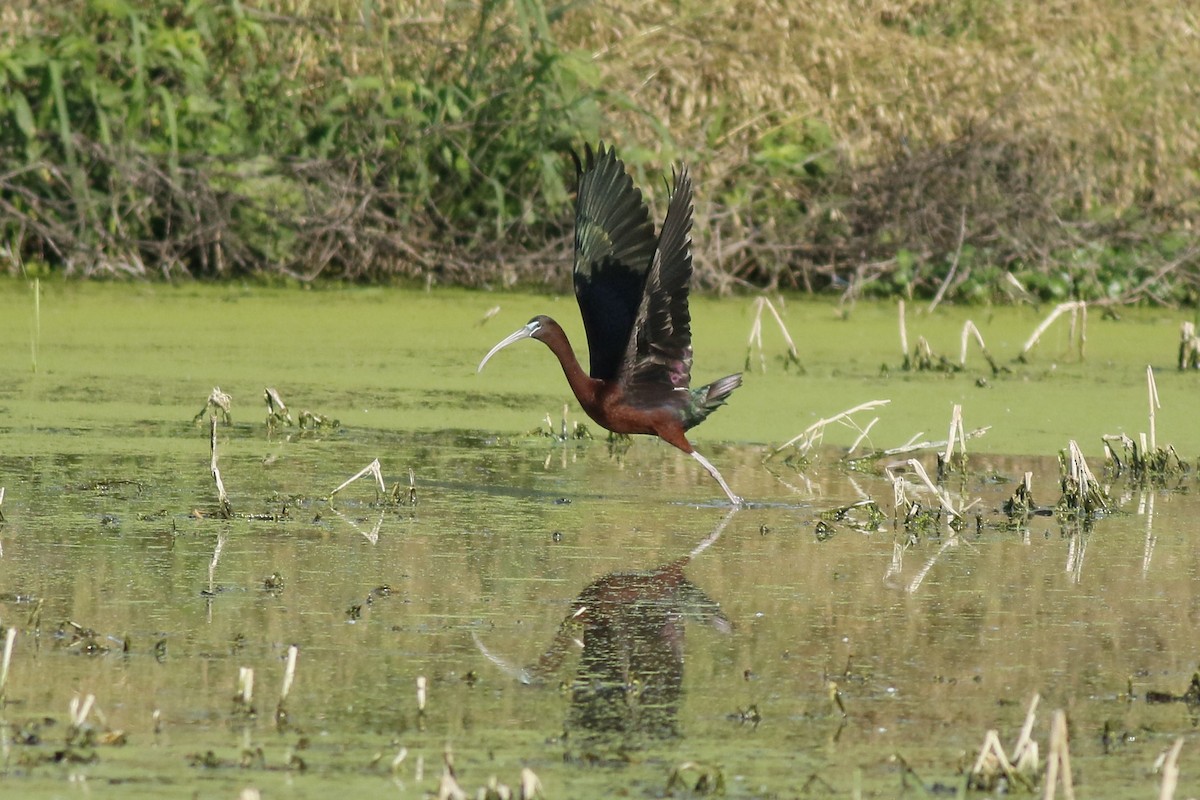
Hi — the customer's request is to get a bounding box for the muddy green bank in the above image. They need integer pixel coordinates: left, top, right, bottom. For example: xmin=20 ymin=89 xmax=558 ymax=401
xmin=0 ymin=282 xmax=1197 ymax=798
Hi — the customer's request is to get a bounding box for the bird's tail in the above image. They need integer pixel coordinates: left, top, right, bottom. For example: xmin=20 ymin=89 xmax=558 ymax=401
xmin=684 ymin=373 xmax=743 ymax=430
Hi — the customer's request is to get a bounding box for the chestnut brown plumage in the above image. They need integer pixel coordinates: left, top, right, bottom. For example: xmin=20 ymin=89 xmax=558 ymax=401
xmin=479 ymin=144 xmax=743 ymax=506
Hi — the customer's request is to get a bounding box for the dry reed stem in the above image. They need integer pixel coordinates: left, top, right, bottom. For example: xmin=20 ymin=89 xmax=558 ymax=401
xmin=745 ymin=296 xmax=800 ymax=371
xmin=1043 ymin=709 xmax=1075 ymax=800
xmin=847 ymin=416 xmax=882 ymax=456
xmin=1158 ymin=737 xmax=1185 ymax=800
xmin=746 ymin=298 xmax=766 ymax=372
xmin=1146 ymin=365 xmax=1160 ymax=452
xmin=942 ymin=404 xmax=965 ymax=465
xmin=970 ymin=729 xmax=1016 ymax=780
xmin=0 ymin=485 xmax=5 ymax=523
xmin=898 ymin=300 xmax=908 ymax=356
xmin=238 ymin=666 xmax=254 ymax=705
xmin=330 ymin=458 xmax=386 ymax=499
xmin=767 ymin=399 xmax=891 ymax=460
xmin=761 ymin=296 xmax=800 ymax=364
xmin=905 ymin=458 xmax=977 ymax=521
xmin=264 ymin=387 xmax=293 ymax=427
xmin=69 ymin=693 xmax=95 ymax=728
xmin=959 ymin=320 xmax=987 ymax=365
xmin=1179 ymin=322 xmax=1200 ymax=369
xmin=416 ymin=675 xmax=427 ymax=712
xmin=520 ymin=767 xmax=544 ymax=799
xmin=1022 ymin=301 xmax=1086 ymax=358
xmin=279 ymin=645 xmax=298 ymax=703
xmin=1064 ymin=439 xmax=1107 ymax=513
xmin=0 ymin=626 xmax=15 ymax=700
xmin=877 ymin=426 xmax=991 ymax=458
xmin=438 ymin=768 xmax=467 ymax=800
xmin=209 ymin=416 xmax=232 ymax=519
xmin=1012 ymin=693 xmax=1041 ymax=771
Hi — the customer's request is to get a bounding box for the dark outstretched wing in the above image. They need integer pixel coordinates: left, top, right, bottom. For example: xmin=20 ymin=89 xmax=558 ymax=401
xmin=619 ymin=164 xmax=695 ymax=403
xmin=573 ymin=143 xmax=658 ymax=381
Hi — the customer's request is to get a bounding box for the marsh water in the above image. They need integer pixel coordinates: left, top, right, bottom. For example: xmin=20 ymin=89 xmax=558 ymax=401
xmin=0 ymin=282 xmax=1198 ymax=798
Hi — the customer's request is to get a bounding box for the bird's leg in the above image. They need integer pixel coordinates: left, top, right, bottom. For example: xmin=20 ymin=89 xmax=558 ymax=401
xmin=690 ymin=450 xmax=745 ymax=507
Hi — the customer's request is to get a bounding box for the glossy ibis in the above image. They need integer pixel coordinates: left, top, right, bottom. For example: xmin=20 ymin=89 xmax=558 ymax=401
xmin=478 ymin=143 xmax=743 ymax=505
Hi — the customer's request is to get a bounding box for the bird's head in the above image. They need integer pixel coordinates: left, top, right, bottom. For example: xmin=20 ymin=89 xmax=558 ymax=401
xmin=477 ymin=316 xmax=549 ymax=373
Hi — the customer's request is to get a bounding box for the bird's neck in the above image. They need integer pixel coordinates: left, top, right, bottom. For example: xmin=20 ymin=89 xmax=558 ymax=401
xmin=541 ymin=326 xmax=602 ymax=411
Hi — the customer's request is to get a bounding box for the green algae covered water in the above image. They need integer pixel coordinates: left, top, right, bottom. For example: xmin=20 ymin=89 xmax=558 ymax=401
xmin=0 ymin=281 xmax=1197 ymax=797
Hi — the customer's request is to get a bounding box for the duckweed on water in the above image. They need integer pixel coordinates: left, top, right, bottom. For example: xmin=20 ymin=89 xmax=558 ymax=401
xmin=0 ymin=284 xmax=1198 ymax=797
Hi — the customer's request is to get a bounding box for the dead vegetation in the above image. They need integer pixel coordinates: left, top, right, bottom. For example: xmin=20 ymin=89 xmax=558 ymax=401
xmin=1 ymin=1 xmax=1198 ymax=297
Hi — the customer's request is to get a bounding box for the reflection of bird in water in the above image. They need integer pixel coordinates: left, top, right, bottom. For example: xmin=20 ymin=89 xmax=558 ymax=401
xmin=533 ymin=556 xmax=730 ymax=752
xmin=473 ymin=513 xmax=733 ymax=759
xmin=478 ymin=143 xmax=743 ymax=506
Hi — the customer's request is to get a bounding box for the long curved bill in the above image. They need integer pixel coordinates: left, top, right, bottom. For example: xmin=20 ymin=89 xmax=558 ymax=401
xmin=477 ymin=322 xmax=537 ymax=373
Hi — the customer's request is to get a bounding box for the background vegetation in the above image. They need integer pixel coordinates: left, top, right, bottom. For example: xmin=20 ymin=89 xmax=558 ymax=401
xmin=1 ymin=0 xmax=1197 ymax=303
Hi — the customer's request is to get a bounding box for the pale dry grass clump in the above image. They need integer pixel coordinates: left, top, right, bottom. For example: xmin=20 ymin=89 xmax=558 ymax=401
xmin=549 ymin=1 xmax=1199 ymax=289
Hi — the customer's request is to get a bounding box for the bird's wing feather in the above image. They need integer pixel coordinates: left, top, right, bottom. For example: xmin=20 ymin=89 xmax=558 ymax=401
xmin=573 ymin=144 xmax=658 ymax=381
xmin=619 ymin=164 xmax=695 ymax=405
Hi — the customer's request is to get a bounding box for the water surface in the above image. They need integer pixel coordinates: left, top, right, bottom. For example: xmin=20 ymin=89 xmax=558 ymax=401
xmin=0 ymin=283 xmax=1197 ymax=797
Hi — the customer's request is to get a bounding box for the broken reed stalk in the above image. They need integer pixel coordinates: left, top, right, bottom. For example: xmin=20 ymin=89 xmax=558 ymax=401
xmin=521 ymin=767 xmax=544 ymax=799
xmin=905 ymin=458 xmax=974 ymax=521
xmin=1012 ymin=693 xmax=1041 ymax=771
xmin=0 ymin=485 xmax=6 ymax=523
xmin=1043 ymin=709 xmax=1075 ymax=800
xmin=1021 ymin=301 xmax=1086 ymax=360
xmin=1158 ymin=737 xmax=1185 ymax=800
xmin=438 ymin=769 xmax=467 ymax=800
xmin=898 ymin=299 xmax=908 ymax=357
xmin=746 ymin=297 xmax=766 ymax=372
xmin=1179 ymin=321 xmax=1200 ymax=369
xmin=275 ymin=645 xmax=298 ymax=729
xmin=391 ymin=746 xmax=408 ymax=775
xmin=209 ymin=416 xmax=232 ymax=519
xmin=194 ymin=386 xmax=233 ymax=425
xmin=940 ymin=404 xmax=966 ymax=476
xmin=0 ymin=626 xmax=16 ymax=701
xmin=1146 ymin=365 xmax=1160 ymax=453
xmin=876 ymin=426 xmax=991 ymax=459
xmin=1060 ymin=440 xmax=1107 ymax=515
xmin=330 ymin=458 xmax=386 ymax=500
xmin=847 ymin=417 xmax=882 ymax=456
xmin=745 ymin=296 xmax=801 ymax=371
xmin=264 ymin=387 xmax=293 ymax=428
xmin=967 ymin=692 xmax=1040 ymax=791
xmin=279 ymin=645 xmax=298 ymax=704
xmin=766 ymin=399 xmax=891 ymax=460
xmin=970 ymin=730 xmax=1017 ymax=783
xmin=69 ymin=693 xmax=95 ymax=729
xmin=416 ymin=675 xmax=427 ymax=713
xmin=761 ymin=296 xmax=801 ymax=366
xmin=237 ymin=666 xmax=254 ymax=707
xmin=958 ymin=320 xmax=1001 ymax=372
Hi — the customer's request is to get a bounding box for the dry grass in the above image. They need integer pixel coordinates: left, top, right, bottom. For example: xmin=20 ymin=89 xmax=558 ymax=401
xmin=4 ymin=0 xmax=1197 ymax=292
